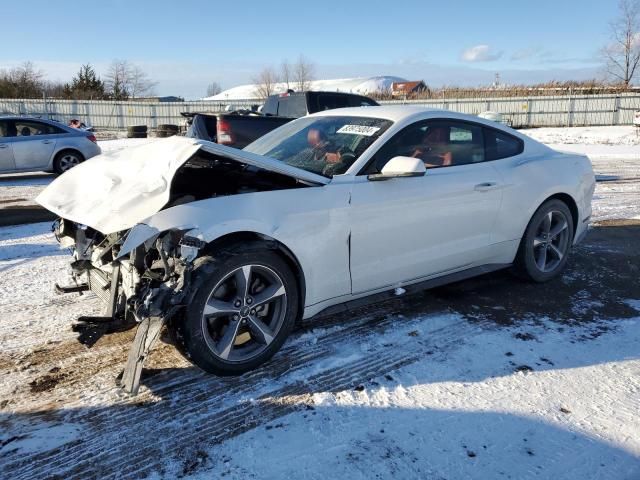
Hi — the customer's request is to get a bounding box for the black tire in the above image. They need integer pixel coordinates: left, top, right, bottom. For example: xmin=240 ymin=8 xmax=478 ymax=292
xmin=127 ymin=125 xmax=147 ymax=134
xmin=157 ymin=124 xmax=179 ymax=132
xmin=127 ymin=131 xmax=147 ymax=139
xmin=513 ymin=199 xmax=574 ymax=282
xmin=53 ymin=149 xmax=84 ymax=174
xmin=156 ymin=129 xmax=177 ymax=138
xmin=180 ymin=246 xmax=299 ymax=376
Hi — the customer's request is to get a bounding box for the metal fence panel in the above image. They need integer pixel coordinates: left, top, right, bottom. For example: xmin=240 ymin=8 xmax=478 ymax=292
xmin=380 ymin=94 xmax=639 ymax=128
xmin=0 ymin=94 xmax=638 ymax=130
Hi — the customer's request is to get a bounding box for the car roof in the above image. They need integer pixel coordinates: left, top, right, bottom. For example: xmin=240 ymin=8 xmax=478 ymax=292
xmin=0 ymin=116 xmax=74 ymax=131
xmin=0 ymin=115 xmax=64 ymax=124
xmin=308 ymin=105 xmax=534 ymax=140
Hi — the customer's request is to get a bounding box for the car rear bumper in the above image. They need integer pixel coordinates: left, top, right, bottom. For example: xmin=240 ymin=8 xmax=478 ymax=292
xmin=83 ymin=142 xmax=102 ymax=159
xmin=574 ymin=216 xmax=590 ymax=245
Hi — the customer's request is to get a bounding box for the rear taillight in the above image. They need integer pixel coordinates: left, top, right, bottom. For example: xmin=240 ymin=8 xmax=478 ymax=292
xmin=87 ymin=134 xmax=97 ymax=143
xmin=216 ymin=118 xmax=234 ymax=145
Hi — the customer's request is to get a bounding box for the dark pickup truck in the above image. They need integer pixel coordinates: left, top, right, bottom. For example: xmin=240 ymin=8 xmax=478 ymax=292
xmin=184 ymin=91 xmax=379 ymax=148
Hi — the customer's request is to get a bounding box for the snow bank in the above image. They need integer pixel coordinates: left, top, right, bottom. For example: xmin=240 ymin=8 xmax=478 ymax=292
xmin=203 ymin=76 xmax=407 ymax=100
xmin=521 ymin=125 xmax=640 ymax=146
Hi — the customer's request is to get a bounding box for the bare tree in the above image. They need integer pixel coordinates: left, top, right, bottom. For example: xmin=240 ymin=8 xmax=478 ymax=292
xmin=104 ymin=60 xmax=131 ymax=100
xmin=206 ymin=81 xmax=222 ymax=97
xmin=104 ymin=60 xmax=157 ymax=100
xmin=281 ymin=60 xmax=292 ymax=91
xmin=602 ymin=0 xmax=640 ymax=86
xmin=0 ymin=62 xmax=44 ymax=98
xmin=43 ymin=80 xmax=67 ymax=98
xmin=293 ymin=55 xmax=314 ymax=92
xmin=129 ymin=65 xmax=157 ymax=98
xmin=253 ymin=67 xmax=279 ymax=99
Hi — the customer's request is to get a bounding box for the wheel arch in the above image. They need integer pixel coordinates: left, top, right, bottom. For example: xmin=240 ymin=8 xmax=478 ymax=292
xmin=201 ymin=231 xmax=307 ymax=322
xmin=539 ymin=192 xmax=579 ymax=240
xmin=54 ymin=147 xmax=85 ymax=161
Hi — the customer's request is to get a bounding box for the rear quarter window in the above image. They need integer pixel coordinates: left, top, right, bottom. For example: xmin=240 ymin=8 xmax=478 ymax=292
xmin=484 ymin=128 xmax=524 ymax=160
xmin=277 ymin=97 xmax=307 ymax=118
xmin=315 ymin=94 xmax=351 ymax=111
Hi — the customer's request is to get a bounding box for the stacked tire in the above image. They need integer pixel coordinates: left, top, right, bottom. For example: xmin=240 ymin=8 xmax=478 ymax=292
xmin=156 ymin=124 xmax=180 ymax=138
xmin=127 ymin=125 xmax=147 ymax=138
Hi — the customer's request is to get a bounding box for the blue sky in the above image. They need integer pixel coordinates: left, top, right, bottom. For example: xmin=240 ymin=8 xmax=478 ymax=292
xmin=2 ymin=0 xmax=617 ymax=98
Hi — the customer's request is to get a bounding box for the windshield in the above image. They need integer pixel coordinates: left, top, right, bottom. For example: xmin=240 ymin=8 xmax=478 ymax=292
xmin=243 ymin=116 xmax=393 ymax=177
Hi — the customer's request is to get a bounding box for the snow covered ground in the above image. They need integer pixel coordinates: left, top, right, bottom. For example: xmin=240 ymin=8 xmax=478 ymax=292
xmin=0 ymin=126 xmax=639 ymax=479
xmin=0 ymin=220 xmax=639 ymax=479
xmin=522 ymin=125 xmax=640 ymax=146
xmin=522 ymin=127 xmax=640 ymax=178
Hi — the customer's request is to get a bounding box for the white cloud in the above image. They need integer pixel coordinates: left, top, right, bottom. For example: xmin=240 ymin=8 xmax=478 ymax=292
xmin=461 ymin=45 xmax=503 ymax=62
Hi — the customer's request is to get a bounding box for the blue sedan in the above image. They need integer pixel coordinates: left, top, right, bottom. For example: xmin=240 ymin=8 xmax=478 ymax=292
xmin=0 ymin=116 xmax=101 ymax=174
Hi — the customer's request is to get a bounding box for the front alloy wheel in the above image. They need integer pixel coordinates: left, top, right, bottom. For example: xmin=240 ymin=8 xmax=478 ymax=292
xmin=202 ymin=264 xmax=287 ymax=363
xmin=181 ymin=248 xmax=299 ymax=375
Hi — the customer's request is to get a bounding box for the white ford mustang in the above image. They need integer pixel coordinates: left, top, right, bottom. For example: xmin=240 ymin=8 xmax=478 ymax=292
xmin=38 ymin=106 xmax=595 ymax=393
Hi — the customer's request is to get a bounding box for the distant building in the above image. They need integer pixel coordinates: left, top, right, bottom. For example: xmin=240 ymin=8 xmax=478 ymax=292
xmin=391 ymin=80 xmax=428 ymax=98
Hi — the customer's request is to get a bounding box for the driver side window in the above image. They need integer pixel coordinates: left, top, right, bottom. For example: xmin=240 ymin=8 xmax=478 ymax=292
xmin=365 ymin=119 xmax=485 ymax=174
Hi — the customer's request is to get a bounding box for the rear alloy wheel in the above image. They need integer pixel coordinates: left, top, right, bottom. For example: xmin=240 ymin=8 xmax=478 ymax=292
xmin=514 ymin=199 xmax=574 ymax=282
xmin=54 ymin=150 xmax=83 ymax=174
xmin=181 ymin=249 xmax=298 ymax=375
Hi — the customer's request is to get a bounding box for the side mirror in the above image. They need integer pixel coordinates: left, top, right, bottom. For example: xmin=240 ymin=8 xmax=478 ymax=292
xmin=367 ymin=156 xmax=426 ymax=181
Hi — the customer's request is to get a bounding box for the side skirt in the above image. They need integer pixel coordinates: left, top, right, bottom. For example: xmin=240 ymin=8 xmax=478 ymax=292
xmin=312 ymin=263 xmax=511 ymax=319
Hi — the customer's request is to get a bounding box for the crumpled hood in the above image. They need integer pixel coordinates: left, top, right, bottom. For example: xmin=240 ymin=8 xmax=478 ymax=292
xmin=36 ymin=137 xmax=201 ymax=234
xmin=36 ymin=136 xmax=328 ymax=234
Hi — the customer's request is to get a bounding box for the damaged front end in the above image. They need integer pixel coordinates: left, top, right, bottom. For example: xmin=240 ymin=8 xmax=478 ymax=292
xmin=55 ymin=218 xmax=205 ymax=394
xmin=39 ymin=136 xmax=328 ymax=395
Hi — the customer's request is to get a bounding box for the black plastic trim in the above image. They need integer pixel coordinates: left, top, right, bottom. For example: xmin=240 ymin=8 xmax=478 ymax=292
xmin=312 ymin=263 xmax=511 ymax=319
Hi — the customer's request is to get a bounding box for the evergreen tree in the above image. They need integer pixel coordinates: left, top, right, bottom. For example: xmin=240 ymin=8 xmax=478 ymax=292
xmin=64 ymin=64 xmax=106 ymax=100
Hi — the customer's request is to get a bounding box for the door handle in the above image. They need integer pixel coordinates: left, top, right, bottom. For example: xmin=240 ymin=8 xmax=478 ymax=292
xmin=42 ymin=140 xmax=53 ymax=144
xmin=474 ymin=182 xmax=499 ymax=192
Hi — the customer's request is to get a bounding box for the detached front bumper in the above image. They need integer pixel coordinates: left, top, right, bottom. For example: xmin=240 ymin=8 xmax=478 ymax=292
xmin=54 ymin=218 xmax=204 ymax=394
xmin=87 ymin=267 xmax=110 ymax=304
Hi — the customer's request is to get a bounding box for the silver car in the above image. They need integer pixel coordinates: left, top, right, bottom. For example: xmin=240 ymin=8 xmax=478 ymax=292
xmin=0 ymin=116 xmax=101 ymax=174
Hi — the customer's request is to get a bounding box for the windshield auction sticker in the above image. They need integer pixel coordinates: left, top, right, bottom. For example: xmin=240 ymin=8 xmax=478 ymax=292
xmin=336 ymin=125 xmax=381 ymax=136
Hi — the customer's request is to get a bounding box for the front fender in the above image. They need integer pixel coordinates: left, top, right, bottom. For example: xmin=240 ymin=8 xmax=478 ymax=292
xmin=118 ymin=186 xmax=353 ymax=308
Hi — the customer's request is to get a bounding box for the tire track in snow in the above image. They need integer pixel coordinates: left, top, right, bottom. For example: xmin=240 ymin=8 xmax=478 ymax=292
xmin=7 ymin=291 xmax=444 ymax=412
xmin=2 ymin=314 xmax=484 ymax=479
xmin=5 ymin=305 xmax=430 ymax=453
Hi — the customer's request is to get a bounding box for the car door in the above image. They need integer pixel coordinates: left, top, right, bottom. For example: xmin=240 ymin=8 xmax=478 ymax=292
xmin=349 ymin=119 xmax=504 ymax=295
xmin=11 ymin=120 xmax=59 ymax=170
xmin=0 ymin=120 xmax=16 ymax=172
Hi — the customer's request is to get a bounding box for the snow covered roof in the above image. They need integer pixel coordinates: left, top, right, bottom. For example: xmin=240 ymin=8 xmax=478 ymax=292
xmin=203 ymin=76 xmax=407 ymax=101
